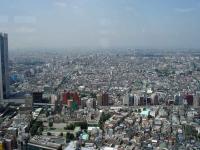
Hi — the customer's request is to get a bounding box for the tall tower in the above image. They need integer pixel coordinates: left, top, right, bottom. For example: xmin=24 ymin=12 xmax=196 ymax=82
xmin=0 ymin=33 xmax=9 ymax=99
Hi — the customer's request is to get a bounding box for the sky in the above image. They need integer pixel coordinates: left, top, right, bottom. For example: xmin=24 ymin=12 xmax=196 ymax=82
xmin=0 ymin=0 xmax=200 ymax=50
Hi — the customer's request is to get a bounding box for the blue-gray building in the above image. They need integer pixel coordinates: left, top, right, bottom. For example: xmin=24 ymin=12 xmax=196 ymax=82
xmin=0 ymin=33 xmax=9 ymax=99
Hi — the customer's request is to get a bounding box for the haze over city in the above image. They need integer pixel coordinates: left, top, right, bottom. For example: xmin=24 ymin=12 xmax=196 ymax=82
xmin=1 ymin=0 xmax=200 ymax=150
xmin=0 ymin=0 xmax=200 ymax=50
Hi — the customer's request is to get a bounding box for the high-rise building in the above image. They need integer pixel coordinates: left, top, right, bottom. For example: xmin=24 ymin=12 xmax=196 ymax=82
xmin=129 ymin=94 xmax=134 ymax=106
xmin=123 ymin=94 xmax=129 ymax=106
xmin=97 ymin=93 xmax=102 ymax=106
xmin=134 ymin=94 xmax=139 ymax=106
xmin=0 ymin=33 xmax=9 ymax=99
xmin=185 ymin=94 xmax=193 ymax=106
xmin=102 ymin=92 xmax=109 ymax=106
xmin=123 ymin=93 xmax=134 ymax=106
xmin=194 ymin=91 xmax=200 ymax=107
xmin=32 ymin=92 xmax=43 ymax=103
xmin=151 ymin=93 xmax=159 ymax=105
xmin=25 ymin=94 xmax=33 ymax=109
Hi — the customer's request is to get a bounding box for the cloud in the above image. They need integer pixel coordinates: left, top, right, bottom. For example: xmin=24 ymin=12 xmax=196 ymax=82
xmin=0 ymin=27 xmax=8 ymax=32
xmin=72 ymin=5 xmax=79 ymax=9
xmin=0 ymin=16 xmax=8 ymax=23
xmin=175 ymin=8 xmax=195 ymax=13
xmin=14 ymin=16 xmax=36 ymax=24
xmin=15 ymin=27 xmax=36 ymax=33
xmin=141 ymin=28 xmax=145 ymax=33
xmin=54 ymin=1 xmax=67 ymax=8
xmin=99 ymin=18 xmax=111 ymax=27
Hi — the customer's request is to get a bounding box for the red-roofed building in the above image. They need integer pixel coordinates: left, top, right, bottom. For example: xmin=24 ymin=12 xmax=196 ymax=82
xmin=62 ymin=91 xmax=81 ymax=106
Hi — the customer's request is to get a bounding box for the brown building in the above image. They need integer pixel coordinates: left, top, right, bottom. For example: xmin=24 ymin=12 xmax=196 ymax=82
xmin=102 ymin=92 xmax=109 ymax=106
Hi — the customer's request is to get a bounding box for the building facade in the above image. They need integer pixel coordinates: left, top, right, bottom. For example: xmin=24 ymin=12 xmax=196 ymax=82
xmin=0 ymin=33 xmax=9 ymax=99
xmin=102 ymin=92 xmax=109 ymax=106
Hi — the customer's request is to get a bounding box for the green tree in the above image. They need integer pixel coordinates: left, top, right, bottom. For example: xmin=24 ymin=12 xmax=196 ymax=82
xmin=60 ymin=132 xmax=63 ymax=136
xmin=30 ymin=125 xmax=37 ymax=136
xmin=80 ymin=93 xmax=87 ymax=98
xmin=76 ymin=131 xmax=82 ymax=139
xmin=38 ymin=127 xmax=43 ymax=135
xmin=90 ymin=93 xmax=97 ymax=98
xmin=46 ymin=111 xmax=49 ymax=117
xmin=66 ymin=132 xmax=75 ymax=142
xmin=99 ymin=112 xmax=111 ymax=129
xmin=74 ymin=122 xmax=88 ymax=129
xmin=47 ymin=132 xmax=52 ymax=136
xmin=148 ymin=115 xmax=153 ymax=119
xmin=65 ymin=124 xmax=75 ymax=130
xmin=49 ymin=122 xmax=53 ymax=128
xmin=30 ymin=121 xmax=43 ymax=136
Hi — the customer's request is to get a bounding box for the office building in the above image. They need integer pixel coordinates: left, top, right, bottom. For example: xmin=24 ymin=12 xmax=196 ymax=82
xmin=194 ymin=91 xmax=200 ymax=107
xmin=123 ymin=93 xmax=134 ymax=106
xmin=102 ymin=92 xmax=109 ymax=106
xmin=185 ymin=94 xmax=193 ymax=106
xmin=151 ymin=93 xmax=159 ymax=105
xmin=97 ymin=93 xmax=102 ymax=106
xmin=25 ymin=94 xmax=33 ymax=109
xmin=0 ymin=33 xmax=9 ymax=99
xmin=123 ymin=94 xmax=129 ymax=106
xmin=32 ymin=92 xmax=43 ymax=103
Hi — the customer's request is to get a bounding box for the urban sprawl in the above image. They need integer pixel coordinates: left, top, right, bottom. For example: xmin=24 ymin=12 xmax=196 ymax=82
xmin=2 ymin=33 xmax=200 ymax=150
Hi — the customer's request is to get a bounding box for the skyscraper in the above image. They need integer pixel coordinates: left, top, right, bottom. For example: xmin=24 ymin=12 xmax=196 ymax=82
xmin=102 ymin=92 xmax=109 ymax=106
xmin=0 ymin=33 xmax=9 ymax=99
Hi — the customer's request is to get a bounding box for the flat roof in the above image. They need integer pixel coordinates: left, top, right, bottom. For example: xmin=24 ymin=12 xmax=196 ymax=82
xmin=28 ymin=142 xmax=61 ymax=150
xmin=140 ymin=109 xmax=150 ymax=116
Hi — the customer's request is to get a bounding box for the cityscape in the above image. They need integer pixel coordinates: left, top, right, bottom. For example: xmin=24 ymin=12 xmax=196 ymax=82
xmin=1 ymin=0 xmax=200 ymax=150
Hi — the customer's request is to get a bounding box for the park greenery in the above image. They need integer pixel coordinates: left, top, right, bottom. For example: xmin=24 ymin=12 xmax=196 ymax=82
xmin=30 ymin=120 xmax=43 ymax=136
xmin=66 ymin=132 xmax=75 ymax=142
xmin=99 ymin=112 xmax=111 ymax=129
xmin=64 ymin=122 xmax=88 ymax=130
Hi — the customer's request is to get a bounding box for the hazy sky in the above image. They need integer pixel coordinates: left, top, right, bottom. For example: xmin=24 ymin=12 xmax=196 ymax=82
xmin=0 ymin=0 xmax=200 ymax=50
